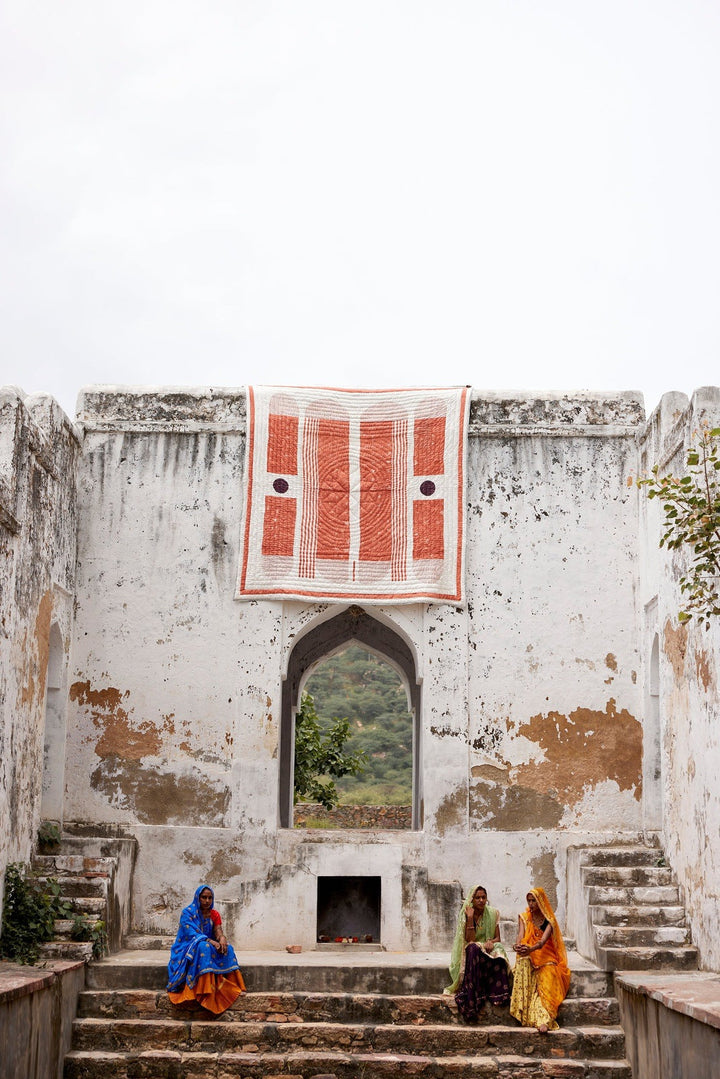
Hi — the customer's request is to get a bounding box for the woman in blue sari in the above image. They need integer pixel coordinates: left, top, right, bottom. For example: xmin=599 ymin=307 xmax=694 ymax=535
xmin=167 ymin=885 xmax=246 ymax=1014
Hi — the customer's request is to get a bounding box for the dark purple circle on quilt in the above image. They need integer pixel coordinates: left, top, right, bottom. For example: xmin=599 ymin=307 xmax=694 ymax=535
xmin=273 ymin=478 xmax=289 ymax=494
xmin=420 ymin=480 xmax=436 ymax=496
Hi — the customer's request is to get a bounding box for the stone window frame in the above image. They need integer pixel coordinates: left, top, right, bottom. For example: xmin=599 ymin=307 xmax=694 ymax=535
xmin=279 ymin=605 xmax=422 ymax=830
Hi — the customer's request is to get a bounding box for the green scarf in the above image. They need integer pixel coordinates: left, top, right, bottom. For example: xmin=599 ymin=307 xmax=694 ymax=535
xmin=444 ymin=886 xmax=509 ymax=994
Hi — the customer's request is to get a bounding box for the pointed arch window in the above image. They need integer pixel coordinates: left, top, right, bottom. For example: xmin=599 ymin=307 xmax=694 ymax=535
xmin=279 ymin=607 xmax=422 ymax=830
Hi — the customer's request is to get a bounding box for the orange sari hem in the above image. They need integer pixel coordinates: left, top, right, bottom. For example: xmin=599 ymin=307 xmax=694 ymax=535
xmin=168 ymin=969 xmax=246 ymax=1014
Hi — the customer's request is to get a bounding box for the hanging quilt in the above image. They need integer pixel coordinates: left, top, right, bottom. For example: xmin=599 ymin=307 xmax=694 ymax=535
xmin=237 ymin=386 xmax=470 ymax=604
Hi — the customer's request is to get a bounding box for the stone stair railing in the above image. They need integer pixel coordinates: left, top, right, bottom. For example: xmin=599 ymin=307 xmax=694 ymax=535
xmin=567 ymin=844 xmax=698 ymax=972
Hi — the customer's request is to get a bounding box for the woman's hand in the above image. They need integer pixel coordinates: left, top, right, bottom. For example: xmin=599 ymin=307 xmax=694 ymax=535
xmin=217 ymin=934 xmax=228 ymax=956
xmin=515 ymin=943 xmax=531 ymax=957
xmin=483 ymin=939 xmax=495 ymax=954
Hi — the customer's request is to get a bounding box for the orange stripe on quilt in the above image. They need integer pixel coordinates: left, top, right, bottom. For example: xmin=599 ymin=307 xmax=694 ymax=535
xmin=261 ymin=495 xmax=297 ymax=557
xmin=414 ymin=415 xmax=446 ymax=476
xmin=267 ymin=412 xmax=299 ymax=475
xmin=359 ymin=421 xmax=392 ymax=561
xmin=413 ymin=499 xmax=445 ymax=560
xmin=316 ymin=418 xmax=350 ymax=560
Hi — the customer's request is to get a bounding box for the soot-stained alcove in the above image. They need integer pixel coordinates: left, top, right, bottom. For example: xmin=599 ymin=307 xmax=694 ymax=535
xmin=317 ymin=876 xmax=381 ymax=942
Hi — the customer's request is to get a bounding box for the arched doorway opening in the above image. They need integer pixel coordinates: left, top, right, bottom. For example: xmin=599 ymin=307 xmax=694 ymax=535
xmin=279 ymin=607 xmax=422 ymax=829
xmin=41 ymin=621 xmax=66 ymax=822
xmin=643 ymin=632 xmax=663 ymax=832
xmin=301 ymin=643 xmax=413 ymax=819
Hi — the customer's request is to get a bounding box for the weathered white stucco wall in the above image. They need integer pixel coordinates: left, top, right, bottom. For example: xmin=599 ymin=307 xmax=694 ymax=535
xmin=0 ymin=388 xmax=78 ymax=904
xmin=638 ymin=387 xmax=720 ymax=971
xmin=61 ymin=387 xmax=648 ymax=949
xmin=3 ymin=381 xmax=718 ymax=968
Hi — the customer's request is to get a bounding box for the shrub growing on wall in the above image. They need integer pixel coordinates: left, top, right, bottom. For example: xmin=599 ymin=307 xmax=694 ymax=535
xmin=0 ymin=863 xmax=66 ymax=964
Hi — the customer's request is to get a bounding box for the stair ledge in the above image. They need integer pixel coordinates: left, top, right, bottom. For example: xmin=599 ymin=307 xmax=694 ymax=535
xmin=598 ymin=946 xmax=698 ymax=972
xmin=63 ymin=1047 xmax=633 ymax=1077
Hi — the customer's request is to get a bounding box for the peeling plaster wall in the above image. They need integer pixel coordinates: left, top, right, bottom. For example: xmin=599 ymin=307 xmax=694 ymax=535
xmin=465 ymin=425 xmax=643 ymax=840
xmin=638 ymin=387 xmax=720 ymax=971
xmin=61 ymin=387 xmax=653 ymax=948
xmin=0 ymin=388 xmax=78 ymax=903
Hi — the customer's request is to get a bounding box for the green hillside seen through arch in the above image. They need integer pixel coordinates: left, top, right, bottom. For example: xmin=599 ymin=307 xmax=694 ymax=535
xmin=304 ymin=644 xmax=412 ymax=805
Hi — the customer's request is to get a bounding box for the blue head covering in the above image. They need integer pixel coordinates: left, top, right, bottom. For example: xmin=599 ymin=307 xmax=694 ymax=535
xmin=167 ymin=884 xmax=239 ymax=992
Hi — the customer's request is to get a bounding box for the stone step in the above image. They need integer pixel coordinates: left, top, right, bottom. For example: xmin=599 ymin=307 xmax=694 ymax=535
xmin=32 ymin=874 xmax=108 ymax=898
xmin=38 ymin=940 xmax=94 ymax=961
xmin=572 ymin=847 xmax=663 ymax=868
xmin=69 ymin=1017 xmax=628 ymax=1059
xmin=57 ymin=833 xmax=137 ymax=857
xmin=32 ymin=854 xmax=116 ymax=876
xmin=597 ymin=945 xmax=698 ymax=971
xmin=585 ymin=884 xmax=680 ymax=906
xmin=84 ymin=956 xmax=615 ymax=998
xmin=123 ymin=934 xmax=176 ymax=950
xmin=54 ymin=919 xmax=82 ymax=938
xmin=594 ymin=925 xmax=690 ymax=948
xmin=54 ymin=916 xmax=104 ymax=939
xmin=589 ymin=903 xmax=687 ymax=927
xmin=76 ymin=988 xmax=620 ymax=1027
xmin=69 ymin=896 xmax=108 ymax=917
xmin=63 ymin=1047 xmax=633 ymax=1078
xmin=581 ymin=866 xmax=674 ymax=887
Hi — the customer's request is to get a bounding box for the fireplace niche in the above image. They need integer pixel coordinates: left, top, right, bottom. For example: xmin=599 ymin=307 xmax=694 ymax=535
xmin=316 ymin=875 xmax=381 ymax=945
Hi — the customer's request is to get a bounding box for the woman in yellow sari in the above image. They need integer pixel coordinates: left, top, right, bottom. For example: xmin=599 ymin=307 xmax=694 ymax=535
xmin=510 ymin=886 xmax=570 ymax=1032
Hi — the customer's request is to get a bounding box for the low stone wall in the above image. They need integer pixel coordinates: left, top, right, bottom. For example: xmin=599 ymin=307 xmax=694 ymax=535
xmin=0 ymin=959 xmax=85 ymax=1079
xmin=294 ymin=804 xmax=412 ymax=830
xmin=616 ymin=972 xmax=720 ymax=1079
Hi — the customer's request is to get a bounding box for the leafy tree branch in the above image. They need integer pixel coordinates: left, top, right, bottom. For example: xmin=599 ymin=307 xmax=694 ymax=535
xmin=638 ymin=426 xmax=720 ymax=629
xmin=293 ymin=691 xmax=366 ymax=809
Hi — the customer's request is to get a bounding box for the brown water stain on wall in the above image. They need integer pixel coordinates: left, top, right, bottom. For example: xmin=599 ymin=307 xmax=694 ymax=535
xmin=70 ymin=679 xmax=163 ymax=759
xmin=695 ymin=646 xmax=715 ymax=694
xmin=469 ymin=772 xmax=564 ymax=831
xmin=663 ymin=620 xmax=688 ymax=681
xmin=434 ymin=786 xmax=467 ymax=835
xmin=470 ymin=699 xmax=642 ymax=829
xmin=19 ymin=590 xmax=53 ymax=710
xmin=208 ymin=845 xmax=244 ymax=884
xmin=90 ymin=758 xmax=230 ymax=826
xmin=513 ymin=699 xmax=642 ymax=804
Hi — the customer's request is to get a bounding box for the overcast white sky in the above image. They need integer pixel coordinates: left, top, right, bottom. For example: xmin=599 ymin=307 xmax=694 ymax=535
xmin=1 ymin=1 xmax=719 ymax=420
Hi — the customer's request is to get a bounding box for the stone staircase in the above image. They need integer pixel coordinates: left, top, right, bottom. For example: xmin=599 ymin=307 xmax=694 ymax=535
xmin=567 ymin=845 xmax=698 ymax=972
xmin=62 ymin=951 xmax=632 ymax=1078
xmin=31 ymin=833 xmax=137 ymax=959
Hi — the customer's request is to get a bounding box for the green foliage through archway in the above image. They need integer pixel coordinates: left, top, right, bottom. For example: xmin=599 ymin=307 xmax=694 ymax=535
xmin=303 ymin=645 xmax=413 ymax=805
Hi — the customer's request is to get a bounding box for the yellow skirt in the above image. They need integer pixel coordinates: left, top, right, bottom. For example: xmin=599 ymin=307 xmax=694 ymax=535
xmin=510 ymin=957 xmax=558 ymax=1030
xmin=168 ymin=969 xmax=246 ymax=1014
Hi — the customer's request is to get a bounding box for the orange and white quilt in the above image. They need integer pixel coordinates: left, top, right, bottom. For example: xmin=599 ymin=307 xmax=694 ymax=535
xmin=237 ymin=386 xmax=470 ymax=604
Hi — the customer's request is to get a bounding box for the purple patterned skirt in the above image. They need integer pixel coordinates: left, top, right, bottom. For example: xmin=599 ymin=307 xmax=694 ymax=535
xmin=455 ymin=942 xmax=511 ymax=1020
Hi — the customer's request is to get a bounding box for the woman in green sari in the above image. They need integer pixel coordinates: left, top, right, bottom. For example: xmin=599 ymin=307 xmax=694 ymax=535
xmin=444 ymin=885 xmax=510 ymax=1020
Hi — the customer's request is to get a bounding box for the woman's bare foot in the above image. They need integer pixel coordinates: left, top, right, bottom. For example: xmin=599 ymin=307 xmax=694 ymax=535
xmin=538 ymin=1023 xmax=549 ymax=1033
